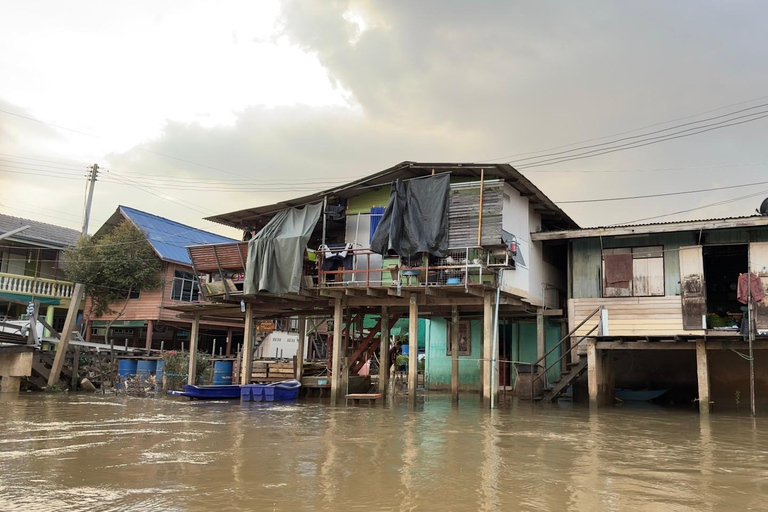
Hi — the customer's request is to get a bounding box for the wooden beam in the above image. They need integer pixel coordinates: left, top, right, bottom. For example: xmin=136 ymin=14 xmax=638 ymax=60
xmin=240 ymin=303 xmax=255 ymax=385
xmin=536 ymin=309 xmax=545 ymax=363
xmin=451 ymin=305 xmax=459 ymax=404
xmin=48 ymin=283 xmax=83 ymax=388
xmin=696 ymin=339 xmax=711 ymax=414
xmin=482 ymin=291 xmax=493 ymax=406
xmin=145 ymin=319 xmax=154 ymax=351
xmin=296 ymin=317 xmax=306 ymax=381
xmin=378 ymin=306 xmax=390 ymax=399
xmin=408 ymin=293 xmax=418 ymax=406
xmin=187 ymin=314 xmax=200 ymax=386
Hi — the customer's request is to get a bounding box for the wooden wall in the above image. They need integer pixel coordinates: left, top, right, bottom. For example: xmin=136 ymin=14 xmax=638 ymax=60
xmin=568 ymin=296 xmax=700 ymax=337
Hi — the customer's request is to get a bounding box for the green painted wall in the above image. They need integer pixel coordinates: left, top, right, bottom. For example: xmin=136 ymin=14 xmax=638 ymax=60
xmin=346 ymin=188 xmax=391 ymax=214
xmin=424 ymin=318 xmax=483 ymax=390
xmin=509 ymin=320 xmax=562 ymax=384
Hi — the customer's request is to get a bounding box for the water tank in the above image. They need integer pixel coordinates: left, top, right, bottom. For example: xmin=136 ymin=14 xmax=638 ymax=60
xmin=212 ymin=361 xmax=234 ymax=385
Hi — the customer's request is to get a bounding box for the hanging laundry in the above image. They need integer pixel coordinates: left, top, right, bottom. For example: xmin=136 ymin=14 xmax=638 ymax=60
xmin=736 ymin=272 xmax=766 ymax=304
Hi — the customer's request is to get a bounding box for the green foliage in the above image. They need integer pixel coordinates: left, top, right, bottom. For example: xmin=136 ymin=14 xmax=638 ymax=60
xmin=161 ymin=350 xmax=212 ymax=390
xmin=396 ymin=354 xmax=408 ymax=368
xmin=418 ymin=358 xmax=425 ymax=372
xmin=62 ymin=220 xmax=163 ymax=316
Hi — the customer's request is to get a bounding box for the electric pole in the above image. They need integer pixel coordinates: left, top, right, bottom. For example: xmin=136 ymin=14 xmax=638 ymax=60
xmin=82 ymin=164 xmax=99 ymax=236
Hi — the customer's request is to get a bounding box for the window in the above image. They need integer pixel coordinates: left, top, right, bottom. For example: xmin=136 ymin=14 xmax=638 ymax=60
xmin=118 ymin=289 xmax=141 ymax=299
xmin=171 ymin=271 xmax=200 ymax=302
xmin=602 ymin=246 xmax=664 ymax=297
xmin=445 ymin=320 xmax=472 ymax=356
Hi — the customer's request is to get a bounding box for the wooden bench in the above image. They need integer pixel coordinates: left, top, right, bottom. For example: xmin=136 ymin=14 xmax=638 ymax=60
xmin=345 ymin=393 xmax=382 ymax=405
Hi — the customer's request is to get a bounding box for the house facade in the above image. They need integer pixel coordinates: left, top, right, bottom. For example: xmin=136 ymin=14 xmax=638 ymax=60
xmin=83 ymin=206 xmax=246 ymax=353
xmin=0 ymin=214 xmax=80 ymax=334
xmin=188 ymin=161 xmax=577 ymax=403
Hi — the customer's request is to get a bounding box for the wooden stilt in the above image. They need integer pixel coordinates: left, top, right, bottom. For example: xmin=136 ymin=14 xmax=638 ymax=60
xmin=536 ymin=309 xmax=545 ymax=365
xmin=696 ymin=339 xmax=711 ymax=414
xmin=587 ymin=338 xmax=614 ymax=409
xmin=483 ymin=292 xmax=493 ymax=406
xmin=225 ymin=328 xmax=233 ymax=356
xmin=378 ymin=306 xmax=390 ymax=399
xmin=451 ymin=305 xmax=459 ymax=403
xmin=240 ymin=303 xmax=255 ymax=385
xmin=330 ymin=297 xmax=344 ymax=405
xmin=296 ymin=316 xmax=306 ymax=381
xmin=48 ymin=283 xmax=84 ymax=388
xmin=187 ymin=314 xmax=200 ymax=386
xmin=145 ymin=319 xmax=154 ymax=351
xmin=408 ymin=294 xmax=418 ymax=405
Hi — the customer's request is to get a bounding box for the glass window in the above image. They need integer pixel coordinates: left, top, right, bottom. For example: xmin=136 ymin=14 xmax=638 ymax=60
xmin=171 ymin=270 xmax=200 ymax=302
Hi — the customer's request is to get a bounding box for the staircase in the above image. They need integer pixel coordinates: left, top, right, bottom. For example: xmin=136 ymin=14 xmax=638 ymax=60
xmin=524 ymin=306 xmax=603 ymax=403
xmin=540 ymin=355 xmax=588 ymax=403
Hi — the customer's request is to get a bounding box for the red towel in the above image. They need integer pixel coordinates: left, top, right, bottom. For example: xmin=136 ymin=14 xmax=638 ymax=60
xmin=737 ymin=273 xmax=766 ymax=304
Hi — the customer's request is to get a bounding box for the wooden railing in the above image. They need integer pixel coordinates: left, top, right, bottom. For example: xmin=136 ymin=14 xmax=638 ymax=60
xmin=0 ymin=272 xmax=75 ymax=299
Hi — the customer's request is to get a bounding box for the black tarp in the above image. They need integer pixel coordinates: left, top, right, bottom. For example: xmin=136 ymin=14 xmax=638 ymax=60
xmin=370 ymin=174 xmax=450 ymax=257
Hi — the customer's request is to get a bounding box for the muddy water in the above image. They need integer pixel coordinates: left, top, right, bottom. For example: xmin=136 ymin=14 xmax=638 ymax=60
xmin=1 ymin=394 xmax=767 ymax=512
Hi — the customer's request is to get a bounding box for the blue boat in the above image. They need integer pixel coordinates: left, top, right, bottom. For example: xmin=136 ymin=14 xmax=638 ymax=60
xmin=168 ymin=384 xmax=241 ymax=399
xmin=615 ymin=388 xmax=668 ymax=402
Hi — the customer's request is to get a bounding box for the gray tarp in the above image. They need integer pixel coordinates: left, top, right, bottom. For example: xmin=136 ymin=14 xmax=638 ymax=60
xmin=244 ymin=202 xmax=323 ymax=295
xmin=370 ymin=174 xmax=450 ymax=257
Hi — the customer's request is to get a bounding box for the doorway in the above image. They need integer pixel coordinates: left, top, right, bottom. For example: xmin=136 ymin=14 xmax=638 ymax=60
xmin=702 ymin=244 xmax=747 ymax=328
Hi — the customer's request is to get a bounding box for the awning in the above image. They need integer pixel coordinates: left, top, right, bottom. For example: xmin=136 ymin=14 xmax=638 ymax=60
xmin=0 ymin=292 xmax=60 ymax=306
xmin=91 ymin=320 xmax=146 ymax=328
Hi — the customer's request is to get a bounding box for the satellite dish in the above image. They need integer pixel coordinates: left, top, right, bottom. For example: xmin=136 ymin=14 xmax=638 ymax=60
xmin=760 ymin=198 xmax=768 ymax=216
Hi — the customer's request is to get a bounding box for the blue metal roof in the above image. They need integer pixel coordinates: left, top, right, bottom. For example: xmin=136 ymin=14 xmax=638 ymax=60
xmin=119 ymin=206 xmax=237 ymax=265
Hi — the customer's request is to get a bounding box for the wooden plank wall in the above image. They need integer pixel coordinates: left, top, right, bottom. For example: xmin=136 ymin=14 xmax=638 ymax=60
xmin=568 ymin=296 xmax=701 ymax=337
xmin=447 ymin=185 xmax=503 ymax=247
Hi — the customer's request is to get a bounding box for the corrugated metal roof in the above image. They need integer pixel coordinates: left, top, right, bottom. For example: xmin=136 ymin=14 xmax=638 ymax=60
xmin=587 ymin=214 xmax=763 ymax=230
xmin=118 ymin=206 xmax=237 ymax=265
xmin=0 ymin=213 xmax=80 ymax=248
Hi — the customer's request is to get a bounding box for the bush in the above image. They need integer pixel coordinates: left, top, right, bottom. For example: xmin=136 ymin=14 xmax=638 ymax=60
xmin=161 ymin=351 xmax=212 ymax=390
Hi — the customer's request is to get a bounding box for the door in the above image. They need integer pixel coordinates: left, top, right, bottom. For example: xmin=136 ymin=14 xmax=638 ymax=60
xmin=679 ymin=245 xmax=706 ymax=330
xmin=750 ymin=242 xmax=768 ymax=329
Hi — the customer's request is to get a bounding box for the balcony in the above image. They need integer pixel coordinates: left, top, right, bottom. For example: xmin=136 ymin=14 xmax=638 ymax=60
xmin=0 ymin=272 xmax=76 ymax=300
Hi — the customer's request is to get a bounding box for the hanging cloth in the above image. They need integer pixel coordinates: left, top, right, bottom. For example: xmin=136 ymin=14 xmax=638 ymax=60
xmin=737 ymin=272 xmax=766 ymax=304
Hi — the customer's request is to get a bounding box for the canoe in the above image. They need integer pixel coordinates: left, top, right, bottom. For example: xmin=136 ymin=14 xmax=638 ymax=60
xmin=168 ymin=384 xmax=241 ymax=399
xmin=615 ymin=388 xmax=668 ymax=402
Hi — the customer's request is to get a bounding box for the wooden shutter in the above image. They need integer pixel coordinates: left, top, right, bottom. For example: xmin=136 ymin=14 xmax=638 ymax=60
xmin=679 ymin=245 xmax=706 ymax=330
xmin=749 ymin=242 xmax=768 ymax=329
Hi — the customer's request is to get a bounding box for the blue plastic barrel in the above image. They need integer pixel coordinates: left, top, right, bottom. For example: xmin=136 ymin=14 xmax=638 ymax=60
xmin=136 ymin=360 xmax=157 ymax=382
xmin=213 ymin=361 xmax=233 ymax=385
xmin=117 ymin=359 xmax=138 ymax=389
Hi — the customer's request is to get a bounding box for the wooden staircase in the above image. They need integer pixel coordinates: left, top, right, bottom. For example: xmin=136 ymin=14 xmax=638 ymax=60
xmin=540 ymin=355 xmax=588 ymax=403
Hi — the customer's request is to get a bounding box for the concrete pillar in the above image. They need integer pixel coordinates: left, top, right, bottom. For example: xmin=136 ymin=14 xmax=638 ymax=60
xmin=44 ymin=305 xmax=55 ymax=338
xmin=0 ymin=351 xmax=33 ymax=393
xmin=296 ymin=317 xmax=306 ymax=381
xmin=187 ymin=314 xmax=200 ymax=386
xmin=483 ymin=292 xmax=493 ymax=406
xmin=145 ymin=319 xmax=154 ymax=351
xmin=240 ymin=303 xmax=255 ymax=385
xmin=451 ymin=305 xmax=459 ymax=403
xmin=408 ymin=294 xmax=418 ymax=405
xmin=536 ymin=308 xmax=545 ymax=365
xmin=225 ymin=328 xmax=233 ymax=356
xmin=587 ymin=339 xmax=614 ymax=409
xmin=378 ymin=306 xmax=390 ymax=399
xmin=330 ymin=297 xmax=344 ymax=405
xmin=696 ymin=339 xmax=711 ymax=414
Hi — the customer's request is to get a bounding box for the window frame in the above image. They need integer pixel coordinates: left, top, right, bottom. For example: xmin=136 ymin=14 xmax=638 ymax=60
xmin=171 ymin=270 xmax=201 ymax=302
xmin=602 ymin=245 xmax=665 ymax=298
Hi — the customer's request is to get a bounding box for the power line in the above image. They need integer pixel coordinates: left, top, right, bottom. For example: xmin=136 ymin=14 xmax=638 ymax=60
xmin=524 ymin=161 xmax=768 ymax=174
xmin=0 ymin=108 xmax=98 ymax=138
xmin=0 ymin=168 xmax=86 ymax=181
xmin=105 ymin=172 xmax=218 ymax=217
xmin=478 ymin=93 xmax=768 ymax=163
xmin=558 ymin=179 xmax=768 ymax=204
xmin=0 ymin=152 xmax=86 ymax=169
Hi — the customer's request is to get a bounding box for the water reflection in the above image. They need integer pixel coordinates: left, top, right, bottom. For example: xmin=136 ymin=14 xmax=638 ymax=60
xmin=1 ymin=394 xmax=768 ymax=511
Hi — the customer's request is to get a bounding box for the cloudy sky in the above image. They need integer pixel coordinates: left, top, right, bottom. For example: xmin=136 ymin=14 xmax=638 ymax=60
xmin=2 ymin=0 xmax=768 ymax=237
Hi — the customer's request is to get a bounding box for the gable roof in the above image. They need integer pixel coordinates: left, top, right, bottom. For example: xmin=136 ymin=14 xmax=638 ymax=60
xmin=0 ymin=213 xmax=80 ymax=249
xmin=95 ymin=206 xmax=237 ymax=266
xmin=205 ymin=161 xmax=579 ymax=232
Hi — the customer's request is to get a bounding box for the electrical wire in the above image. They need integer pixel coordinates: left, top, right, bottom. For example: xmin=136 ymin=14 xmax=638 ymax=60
xmin=558 ymin=179 xmax=768 ymax=204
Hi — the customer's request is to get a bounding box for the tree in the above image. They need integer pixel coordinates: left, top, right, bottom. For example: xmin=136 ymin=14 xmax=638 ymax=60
xmin=62 ymin=220 xmax=163 ymax=342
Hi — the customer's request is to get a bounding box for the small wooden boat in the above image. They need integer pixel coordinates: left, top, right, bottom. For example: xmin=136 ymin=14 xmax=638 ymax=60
xmin=168 ymin=384 xmax=241 ymax=399
xmin=615 ymin=388 xmax=668 ymax=402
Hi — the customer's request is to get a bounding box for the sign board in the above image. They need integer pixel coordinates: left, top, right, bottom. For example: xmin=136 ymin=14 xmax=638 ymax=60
xmin=256 ymin=321 xmax=275 ymax=333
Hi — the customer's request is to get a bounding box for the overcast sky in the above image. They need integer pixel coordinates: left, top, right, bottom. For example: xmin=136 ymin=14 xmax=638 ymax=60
xmin=2 ymin=0 xmax=767 ymax=237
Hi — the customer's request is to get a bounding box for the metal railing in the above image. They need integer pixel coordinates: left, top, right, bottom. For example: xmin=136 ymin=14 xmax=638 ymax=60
xmin=529 ymin=306 xmax=603 ymax=400
xmin=0 ymin=272 xmax=75 ymax=299
xmin=316 ymin=247 xmax=497 ymax=289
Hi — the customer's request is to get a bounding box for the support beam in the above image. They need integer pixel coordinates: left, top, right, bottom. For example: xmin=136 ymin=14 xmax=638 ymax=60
xmin=587 ymin=338 xmax=614 ymax=409
xmin=696 ymin=339 xmax=711 ymax=414
xmin=44 ymin=305 xmax=55 ymax=338
xmin=145 ymin=319 xmax=154 ymax=351
xmin=187 ymin=314 xmax=200 ymax=386
xmin=536 ymin=308 xmax=545 ymax=363
xmin=330 ymin=297 xmax=344 ymax=405
xmin=48 ymin=283 xmax=83 ymax=388
xmin=240 ymin=303 xmax=255 ymax=385
xmin=225 ymin=328 xmax=233 ymax=356
xmin=451 ymin=305 xmax=459 ymax=403
xmin=0 ymin=350 xmax=33 ymax=393
xmin=296 ymin=317 xmax=306 ymax=381
xmin=408 ymin=293 xmax=418 ymax=405
xmin=378 ymin=306 xmax=390 ymax=399
xmin=482 ymin=292 xmax=493 ymax=406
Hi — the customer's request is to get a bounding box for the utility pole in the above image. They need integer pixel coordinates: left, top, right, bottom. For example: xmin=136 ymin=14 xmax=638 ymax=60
xmin=82 ymin=164 xmax=99 ymax=236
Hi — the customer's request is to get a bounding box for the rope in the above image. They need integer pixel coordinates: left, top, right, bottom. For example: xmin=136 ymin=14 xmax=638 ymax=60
xmin=730 ymin=349 xmax=754 ymax=361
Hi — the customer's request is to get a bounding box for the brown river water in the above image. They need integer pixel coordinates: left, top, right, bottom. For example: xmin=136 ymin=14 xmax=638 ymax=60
xmin=1 ymin=393 xmax=767 ymax=512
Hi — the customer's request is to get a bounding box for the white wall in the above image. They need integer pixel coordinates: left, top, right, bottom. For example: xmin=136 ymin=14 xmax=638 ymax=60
xmin=257 ymin=330 xmax=300 ymax=359
xmin=499 ymin=183 xmax=531 ymax=299
xmin=344 ymin=212 xmax=383 ymax=284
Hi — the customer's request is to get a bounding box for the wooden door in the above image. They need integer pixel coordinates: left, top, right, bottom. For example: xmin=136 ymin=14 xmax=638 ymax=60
xmin=679 ymin=245 xmax=706 ymax=330
xmin=749 ymin=242 xmax=768 ymax=329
